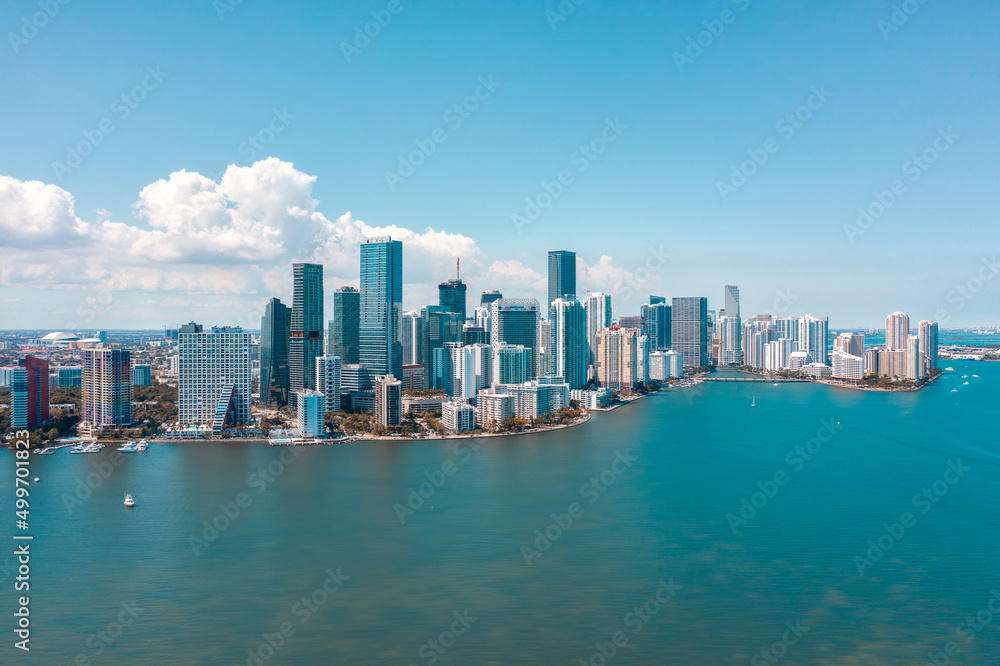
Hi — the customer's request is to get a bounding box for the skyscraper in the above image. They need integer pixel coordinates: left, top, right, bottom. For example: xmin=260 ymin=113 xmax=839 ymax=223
xmin=549 ymin=298 xmax=587 ymax=389
xmin=490 ymin=299 xmax=541 ymax=377
xmin=671 ymin=297 xmax=709 ymax=368
xmin=584 ymin=292 xmax=612 ymax=365
xmin=595 ymin=325 xmax=643 ymax=390
xmin=330 ymin=286 xmax=360 ymax=364
xmin=82 ymin=347 xmax=133 ymax=430
xmin=423 ymin=306 xmax=463 ymax=389
xmin=438 ymin=279 xmax=467 ymax=321
xmin=492 ymin=343 xmax=533 ymax=385
xmin=178 ymin=324 xmax=252 ymax=431
xmin=724 ymin=285 xmax=740 ymax=320
xmin=401 ymin=311 xmax=425 ymax=366
xmin=10 ymin=356 xmax=49 ymax=429
xmin=360 ymin=238 xmax=403 ymax=378
xmin=547 ymin=250 xmax=576 ymax=305
xmin=798 ymin=315 xmax=830 ymax=365
xmin=719 ymin=316 xmax=742 ymax=366
xmin=315 ymin=355 xmax=342 ymax=415
xmin=296 ymin=390 xmax=325 ymax=438
xmin=886 ymin=311 xmax=910 ymax=351
xmin=641 ymin=301 xmax=671 ymax=352
xmin=918 ymin=320 xmax=939 ymax=373
xmin=290 ymin=263 xmax=324 ymax=403
xmin=260 ymin=297 xmax=290 ymax=407
xmin=374 ymin=374 xmax=402 ymax=426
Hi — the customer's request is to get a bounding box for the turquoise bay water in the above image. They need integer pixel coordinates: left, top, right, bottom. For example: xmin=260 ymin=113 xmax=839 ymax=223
xmin=2 ymin=361 xmax=998 ymax=664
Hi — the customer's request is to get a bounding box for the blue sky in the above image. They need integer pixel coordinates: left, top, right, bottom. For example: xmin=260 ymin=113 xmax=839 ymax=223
xmin=1 ymin=0 xmax=998 ymax=329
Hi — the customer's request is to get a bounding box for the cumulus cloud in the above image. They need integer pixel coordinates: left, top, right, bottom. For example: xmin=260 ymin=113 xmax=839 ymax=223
xmin=0 ymin=175 xmax=91 ymax=248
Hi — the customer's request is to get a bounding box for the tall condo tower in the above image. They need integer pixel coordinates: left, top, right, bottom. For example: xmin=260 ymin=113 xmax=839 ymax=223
xmin=360 ymin=237 xmax=403 ymax=378
xmin=548 ymin=250 xmax=577 ymax=305
xmin=289 ymin=263 xmax=324 ymax=403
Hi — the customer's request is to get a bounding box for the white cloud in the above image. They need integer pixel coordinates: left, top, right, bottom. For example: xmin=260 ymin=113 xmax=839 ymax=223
xmin=0 ymin=175 xmax=90 ymax=248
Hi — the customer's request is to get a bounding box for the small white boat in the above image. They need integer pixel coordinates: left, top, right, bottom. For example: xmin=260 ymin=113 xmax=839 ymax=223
xmin=33 ymin=477 xmax=39 ymax=482
xmin=751 ymin=396 xmax=756 ymax=407
xmin=124 ymin=494 xmax=135 ymax=507
xmin=944 ymin=367 xmax=955 ymax=371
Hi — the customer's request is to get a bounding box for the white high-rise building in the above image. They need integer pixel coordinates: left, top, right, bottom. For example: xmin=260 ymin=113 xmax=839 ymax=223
xmin=401 ymin=312 xmax=424 ymax=366
xmin=296 ymin=389 xmax=325 ymax=438
xmin=886 ymin=312 xmax=910 ymax=351
xmin=724 ymin=285 xmax=740 ymax=320
xmin=906 ymin=334 xmax=924 ymax=380
xmin=454 ymin=344 xmax=492 ymax=401
xmin=719 ymin=316 xmax=742 ymax=366
xmin=178 ymin=323 xmax=252 ymax=430
xmin=492 ymin=343 xmax=532 ymax=386
xmin=918 ymin=320 xmax=939 ymax=374
xmin=773 ymin=317 xmax=798 ymax=350
xmin=649 ymin=351 xmax=667 ymax=381
xmin=832 ymin=350 xmax=865 ymax=379
xmin=315 ymin=356 xmax=342 ymax=415
xmin=584 ymin=292 xmax=612 ymax=365
xmin=476 ymin=389 xmax=514 ymax=429
xmin=442 ymin=400 xmax=476 ymax=433
xmin=798 ymin=315 xmax=829 ymax=365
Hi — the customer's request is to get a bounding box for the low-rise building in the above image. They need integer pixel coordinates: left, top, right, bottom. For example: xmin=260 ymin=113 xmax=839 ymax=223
xmin=442 ymin=400 xmax=476 ymax=433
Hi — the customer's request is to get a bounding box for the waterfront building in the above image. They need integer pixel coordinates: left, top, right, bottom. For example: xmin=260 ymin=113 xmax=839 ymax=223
xmin=424 ymin=306 xmax=463 ymax=389
xmin=82 ymin=347 xmax=133 ymax=430
xmin=549 ymin=298 xmax=587 ymax=389
xmin=649 ymin=351 xmax=668 ymax=381
xmin=11 ymin=356 xmax=49 ymax=429
xmin=401 ymin=365 xmax=424 ymax=392
xmin=289 ymin=263 xmax=324 ymax=405
xmin=594 ymin=325 xmax=644 ymax=390
xmin=886 ymin=311 xmax=910 ymax=351
xmin=833 ymin=332 xmax=865 ymax=357
xmin=801 ymin=363 xmax=832 ymax=379
xmin=360 ymin=238 xmax=403 ymax=378
xmin=878 ymin=348 xmax=908 ymax=378
xmin=454 ymin=343 xmax=493 ymax=401
xmin=315 ymin=356 xmax=342 ymax=414
xmin=492 ymin=343 xmax=533 ymax=386
xmin=178 ymin=324 xmax=252 ymax=432
xmin=261 ymin=297 xmax=291 ymax=407
xmin=798 ymin=315 xmax=829 ymax=365
xmin=788 ymin=351 xmax=812 ymax=372
xmin=665 ymin=350 xmax=683 ymax=378
xmin=583 ymin=292 xmax=612 ymax=365
xmin=496 ymin=377 xmax=569 ymax=419
xmin=671 ymin=297 xmax=709 ymax=368
xmin=773 ymin=317 xmax=798 ymax=349
xmin=476 ymin=390 xmax=514 ymax=429
xmin=296 ymin=389 xmax=325 ymax=438
xmin=863 ymin=348 xmax=881 ymax=376
xmin=548 ymin=250 xmax=577 ymax=305
xmin=919 ymin=320 xmax=939 ymax=374
xmin=906 ymin=335 xmax=924 ymax=380
xmin=719 ymin=316 xmax=742 ymax=366
xmin=640 ymin=300 xmax=671 ymax=352
xmin=330 ymin=286 xmax=360 ymax=363
xmin=442 ymin=400 xmax=476 ymax=433
xmin=832 ymin=350 xmax=865 ymax=380
xmin=374 ymin=374 xmax=402 ymax=426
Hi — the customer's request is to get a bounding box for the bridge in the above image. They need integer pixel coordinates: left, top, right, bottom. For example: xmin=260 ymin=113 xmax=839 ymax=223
xmin=699 ymin=377 xmax=810 ymax=383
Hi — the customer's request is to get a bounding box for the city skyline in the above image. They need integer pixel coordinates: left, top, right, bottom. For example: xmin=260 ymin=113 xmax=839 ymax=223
xmin=2 ymin=2 xmax=999 ymax=329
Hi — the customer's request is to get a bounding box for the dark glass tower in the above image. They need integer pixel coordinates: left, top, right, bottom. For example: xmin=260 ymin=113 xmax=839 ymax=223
xmin=671 ymin=297 xmax=709 ymax=368
xmin=289 ymin=263 xmax=324 ymax=402
xmin=260 ymin=297 xmax=290 ymax=407
xmin=548 ymin=250 xmax=576 ymax=305
xmin=438 ymin=279 xmax=467 ymax=321
xmin=329 ymin=286 xmax=360 ymax=364
xmin=480 ymin=290 xmax=503 ymax=307
xmin=641 ymin=302 xmax=672 ymax=352
xmin=360 ymin=237 xmax=403 ymax=378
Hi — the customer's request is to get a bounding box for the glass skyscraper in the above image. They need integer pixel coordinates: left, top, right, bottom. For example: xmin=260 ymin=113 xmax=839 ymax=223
xmin=671 ymin=297 xmax=709 ymax=369
xmin=289 ymin=263 xmax=324 ymax=402
xmin=438 ymin=278 xmax=467 ymax=321
xmin=330 ymin=286 xmax=360 ymax=364
xmin=547 ymin=250 xmax=576 ymax=305
xmin=549 ymin=298 xmax=587 ymax=389
xmin=360 ymin=237 xmax=403 ymax=378
xmin=724 ymin=284 xmax=740 ymax=320
xmin=260 ymin=297 xmax=290 ymax=407
xmin=490 ymin=298 xmax=541 ymax=378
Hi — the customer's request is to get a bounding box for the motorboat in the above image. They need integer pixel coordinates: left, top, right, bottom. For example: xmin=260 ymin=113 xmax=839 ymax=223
xmin=124 ymin=494 xmax=135 ymax=507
